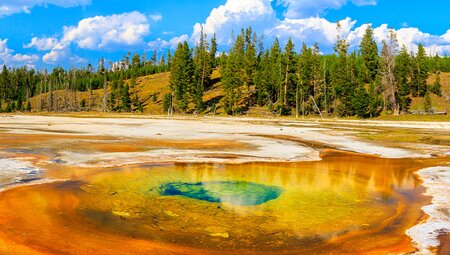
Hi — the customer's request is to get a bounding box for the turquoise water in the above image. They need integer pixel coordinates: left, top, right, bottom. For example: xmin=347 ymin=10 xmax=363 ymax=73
xmin=159 ymin=181 xmax=283 ymax=206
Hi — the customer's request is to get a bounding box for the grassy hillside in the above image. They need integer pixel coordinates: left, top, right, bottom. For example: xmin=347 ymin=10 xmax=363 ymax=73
xmin=30 ymin=72 xmax=171 ymax=115
xmin=28 ymin=70 xmax=449 ymax=117
xmin=410 ymin=72 xmax=450 ymax=112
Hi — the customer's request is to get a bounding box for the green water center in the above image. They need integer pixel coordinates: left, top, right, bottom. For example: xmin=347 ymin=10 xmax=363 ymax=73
xmin=159 ymin=181 xmax=283 ymax=206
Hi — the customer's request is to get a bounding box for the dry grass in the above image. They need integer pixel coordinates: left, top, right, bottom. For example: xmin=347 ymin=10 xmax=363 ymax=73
xmin=374 ymin=114 xmax=450 ymax=122
xmin=410 ymin=72 xmax=450 ymax=112
xmin=134 ymin=72 xmax=170 ymax=114
xmin=29 ymin=72 xmax=171 ymax=114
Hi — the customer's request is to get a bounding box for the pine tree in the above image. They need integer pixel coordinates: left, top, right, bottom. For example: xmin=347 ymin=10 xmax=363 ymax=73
xmin=210 ymin=34 xmax=217 ymax=68
xmin=243 ymin=28 xmax=257 ymax=99
xmin=221 ymin=33 xmax=245 ymax=115
xmin=98 ymin=57 xmax=108 ymax=112
xmin=333 ymin=24 xmax=353 ymax=116
xmin=395 ymin=45 xmax=411 ymax=112
xmin=412 ymin=44 xmax=428 ymax=97
xmin=121 ymin=84 xmax=131 ymax=112
xmin=0 ymin=65 xmax=8 ymax=103
xmin=367 ymin=78 xmax=383 ymax=117
xmin=430 ymin=72 xmax=442 ymax=96
xmin=311 ymin=43 xmax=322 ymax=100
xmin=255 ymin=50 xmax=271 ymax=106
xmin=193 ymin=26 xmax=211 ymax=112
xmin=352 ymin=83 xmax=370 ymax=118
xmin=298 ymin=43 xmax=313 ymax=115
xmin=282 ymin=38 xmax=296 ymax=113
xmin=269 ymin=38 xmax=282 ymax=108
xmin=170 ymin=42 xmax=195 ymax=112
xmin=360 ymin=25 xmax=379 ymax=82
xmin=432 ymin=54 xmax=441 ymax=73
xmin=167 ymin=50 xmax=173 ymax=68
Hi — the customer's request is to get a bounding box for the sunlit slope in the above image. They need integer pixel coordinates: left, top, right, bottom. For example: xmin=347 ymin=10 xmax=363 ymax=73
xmin=410 ymin=72 xmax=450 ymax=112
xmin=29 ymin=72 xmax=171 ymax=114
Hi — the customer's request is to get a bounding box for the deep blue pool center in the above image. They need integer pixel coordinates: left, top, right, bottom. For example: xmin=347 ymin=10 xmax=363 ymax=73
xmin=159 ymin=181 xmax=283 ymax=206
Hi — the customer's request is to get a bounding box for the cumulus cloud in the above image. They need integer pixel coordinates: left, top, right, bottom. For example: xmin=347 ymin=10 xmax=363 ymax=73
xmin=61 ymin=11 xmax=150 ymax=50
xmin=192 ymin=0 xmax=277 ymax=44
xmin=0 ymin=38 xmax=39 ymax=66
xmin=42 ymin=42 xmax=69 ymax=64
xmin=346 ymin=23 xmax=450 ymax=55
xmin=24 ymin=36 xmax=58 ymax=51
xmin=0 ymin=0 xmax=91 ymax=17
xmin=185 ymin=0 xmax=364 ymax=49
xmin=267 ymin=17 xmax=356 ymax=48
xmin=394 ymin=27 xmax=450 ymax=56
xmin=177 ymin=0 xmax=450 ymax=55
xmin=41 ymin=11 xmax=150 ymax=64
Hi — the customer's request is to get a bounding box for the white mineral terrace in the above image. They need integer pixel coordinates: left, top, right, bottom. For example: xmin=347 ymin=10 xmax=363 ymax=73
xmin=407 ymin=167 xmax=450 ymax=255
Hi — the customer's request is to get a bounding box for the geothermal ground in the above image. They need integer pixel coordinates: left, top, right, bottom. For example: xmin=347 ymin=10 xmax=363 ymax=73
xmin=0 ymin=115 xmax=448 ymax=255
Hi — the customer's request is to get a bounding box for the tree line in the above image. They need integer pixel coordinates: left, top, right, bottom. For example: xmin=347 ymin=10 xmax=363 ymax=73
xmin=0 ymin=51 xmax=168 ymax=112
xmin=168 ymin=26 xmax=445 ymax=117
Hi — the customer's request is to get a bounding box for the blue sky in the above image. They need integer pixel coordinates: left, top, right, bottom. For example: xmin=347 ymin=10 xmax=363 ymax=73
xmin=0 ymin=0 xmax=449 ymax=69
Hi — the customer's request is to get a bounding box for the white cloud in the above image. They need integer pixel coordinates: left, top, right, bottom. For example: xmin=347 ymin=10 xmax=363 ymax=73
xmin=185 ymin=0 xmax=450 ymax=56
xmin=40 ymin=11 xmax=150 ymax=64
xmin=42 ymin=42 xmax=87 ymax=65
xmin=148 ymin=34 xmax=189 ymax=50
xmin=440 ymin=30 xmax=450 ymax=42
xmin=192 ymin=0 xmax=277 ymax=44
xmin=61 ymin=11 xmax=150 ymax=50
xmin=42 ymin=42 xmax=69 ymax=64
xmin=186 ymin=0 xmax=363 ymax=49
xmin=0 ymin=0 xmax=91 ymax=17
xmin=27 ymin=11 xmax=150 ymax=65
xmin=396 ymin=27 xmax=431 ymax=51
xmin=0 ymin=38 xmax=39 ymax=66
xmin=268 ymin=17 xmax=356 ymax=48
xmin=24 ymin=36 xmax=58 ymax=51
xmin=149 ymin=13 xmax=162 ymax=22
xmin=346 ymin=23 xmax=450 ymax=55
